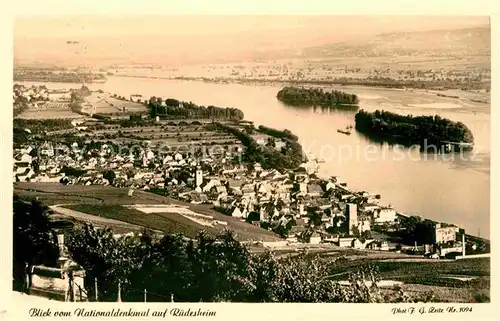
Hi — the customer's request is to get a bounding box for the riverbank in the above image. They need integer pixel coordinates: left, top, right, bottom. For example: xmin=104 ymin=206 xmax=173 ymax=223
xmin=113 ymin=74 xmax=490 ymax=106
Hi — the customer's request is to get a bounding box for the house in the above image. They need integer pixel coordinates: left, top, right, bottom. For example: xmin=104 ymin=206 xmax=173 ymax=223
xmin=364 ymin=203 xmax=380 ymax=213
xmin=357 ymin=216 xmax=372 ymax=233
xmin=202 ymin=179 xmax=222 ymax=193
xmin=368 ymin=241 xmax=390 ymax=251
xmin=322 ymin=234 xmax=339 ymax=243
xmin=15 ymin=153 xmax=33 ymax=164
xmin=232 ymin=206 xmax=248 ymax=219
xmin=309 ymin=232 xmax=322 ymax=244
xmin=338 ymin=237 xmax=356 ymax=248
xmin=14 ymin=162 xmax=31 ymax=174
xmin=433 ymin=223 xmax=457 ymax=244
xmin=215 ymin=185 xmax=227 ymax=194
xmin=17 ymin=168 xmax=35 ymax=181
xmin=353 ymin=238 xmax=375 ymax=249
xmin=259 ymin=205 xmax=279 ymax=222
xmin=374 ymin=207 xmax=397 ymax=224
xmin=297 ymin=202 xmax=307 ymax=216
xmin=241 ymin=183 xmax=256 ymax=196
xmin=174 ymin=153 xmax=183 ymax=161
xmin=325 ymin=181 xmax=336 ymax=191
xmin=257 ymin=182 xmax=271 ymax=195
xmin=307 ymin=183 xmax=322 ymax=197
xmin=340 ymin=193 xmax=354 ymax=201
xmin=190 ymin=193 xmax=208 ymax=204
xmin=35 ymin=173 xmax=64 ymax=183
xmin=253 ymin=163 xmax=263 ymax=172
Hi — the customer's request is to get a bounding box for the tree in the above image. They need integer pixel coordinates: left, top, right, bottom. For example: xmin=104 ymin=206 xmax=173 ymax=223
xmin=266 ymin=137 xmax=276 ymax=148
xmin=360 ymin=230 xmax=372 ymax=243
xmin=194 ymin=148 xmax=204 ymax=159
xmin=351 ymin=225 xmax=360 ymax=238
xmin=270 ymin=254 xmax=383 ymax=302
xmin=13 ymin=195 xmax=59 ymax=292
xmin=103 ymin=170 xmax=116 ymax=185
xmin=66 ymin=223 xmax=143 ymax=301
xmin=307 ymin=207 xmax=322 ymax=227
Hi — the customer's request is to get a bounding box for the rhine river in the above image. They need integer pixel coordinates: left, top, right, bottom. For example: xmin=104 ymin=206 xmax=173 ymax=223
xmin=19 ymin=76 xmax=491 ymax=238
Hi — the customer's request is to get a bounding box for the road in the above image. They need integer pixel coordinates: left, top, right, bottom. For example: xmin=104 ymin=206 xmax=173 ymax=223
xmin=50 ymin=204 xmax=142 ymax=232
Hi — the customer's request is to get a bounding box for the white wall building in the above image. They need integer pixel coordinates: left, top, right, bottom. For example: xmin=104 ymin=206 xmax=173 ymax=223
xmin=374 ymin=207 xmax=397 ymax=224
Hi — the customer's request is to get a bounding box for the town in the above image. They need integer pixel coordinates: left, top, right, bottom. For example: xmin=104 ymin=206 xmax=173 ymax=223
xmin=13 ymin=84 xmax=490 ymax=259
xmin=11 ymin=14 xmax=492 ymax=309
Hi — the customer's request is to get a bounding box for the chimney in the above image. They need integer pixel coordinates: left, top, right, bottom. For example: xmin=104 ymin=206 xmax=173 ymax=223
xmin=462 ymin=233 xmax=466 ymax=257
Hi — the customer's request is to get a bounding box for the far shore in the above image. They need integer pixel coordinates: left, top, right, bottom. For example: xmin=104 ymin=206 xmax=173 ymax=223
xmin=111 ymin=74 xmax=490 ymax=106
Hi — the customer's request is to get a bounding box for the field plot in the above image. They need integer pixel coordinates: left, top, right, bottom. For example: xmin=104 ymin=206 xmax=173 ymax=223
xmin=16 ymin=109 xmax=83 ymax=119
xmin=14 ymin=183 xmax=280 ymax=241
xmin=15 ymin=182 xmax=165 ymax=205
xmin=66 ymin=203 xmax=220 ymax=238
xmin=84 ymin=93 xmax=147 ymax=114
xmin=41 ymin=102 xmax=70 ymax=109
xmin=398 ymin=283 xmax=489 ymax=303
xmin=327 ymin=256 xmax=489 ymax=289
xmin=81 ymin=123 xmax=241 ymax=149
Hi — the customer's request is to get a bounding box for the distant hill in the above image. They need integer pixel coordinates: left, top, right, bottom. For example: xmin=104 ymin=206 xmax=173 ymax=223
xmin=302 ymin=27 xmax=490 ymax=58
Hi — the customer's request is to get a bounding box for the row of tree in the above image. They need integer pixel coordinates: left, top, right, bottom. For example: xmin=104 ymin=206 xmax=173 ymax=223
xmin=148 ymin=97 xmax=244 ymax=120
xmin=210 ymin=123 xmax=304 ymax=171
xmin=70 ymin=85 xmax=92 ymax=103
xmin=14 ymin=71 xmax=107 ymax=83
xmin=258 ymin=125 xmax=299 ymax=141
xmin=354 ymin=109 xmax=474 ymax=147
xmin=277 ymin=87 xmax=359 ymax=107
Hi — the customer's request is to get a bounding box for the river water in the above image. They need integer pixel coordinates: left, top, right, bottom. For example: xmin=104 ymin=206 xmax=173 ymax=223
xmin=18 ymin=77 xmax=490 ymax=238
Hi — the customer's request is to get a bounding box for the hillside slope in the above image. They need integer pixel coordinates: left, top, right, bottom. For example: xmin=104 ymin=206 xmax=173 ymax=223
xmin=302 ymin=27 xmax=490 ymax=58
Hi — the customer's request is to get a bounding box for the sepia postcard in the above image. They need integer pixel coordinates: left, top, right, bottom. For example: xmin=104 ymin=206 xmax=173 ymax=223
xmin=2 ymin=1 xmax=499 ymax=320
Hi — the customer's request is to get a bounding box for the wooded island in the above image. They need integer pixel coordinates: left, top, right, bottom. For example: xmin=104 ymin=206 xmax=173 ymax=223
xmin=277 ymin=87 xmax=359 ymax=108
xmin=355 ymin=109 xmax=474 ymax=150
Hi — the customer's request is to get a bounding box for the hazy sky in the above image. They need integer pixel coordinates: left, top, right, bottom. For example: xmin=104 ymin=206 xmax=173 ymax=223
xmin=14 ymin=15 xmax=489 ymax=66
xmin=15 ymin=15 xmax=488 ymax=40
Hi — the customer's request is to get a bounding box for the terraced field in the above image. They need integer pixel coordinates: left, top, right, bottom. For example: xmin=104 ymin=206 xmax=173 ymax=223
xmin=326 ymin=256 xmax=490 ymax=302
xmin=14 ymin=182 xmax=280 ymax=241
xmin=84 ymin=93 xmax=147 ymax=114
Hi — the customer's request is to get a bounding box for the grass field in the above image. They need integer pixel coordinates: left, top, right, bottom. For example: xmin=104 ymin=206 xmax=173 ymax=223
xmin=85 ymin=93 xmax=147 ymax=114
xmin=40 ymin=102 xmax=70 ymax=109
xmin=325 ymin=256 xmax=490 ymax=302
xmin=327 ymin=256 xmax=490 ymax=290
xmin=14 ymin=182 xmax=281 ymax=241
xmin=398 ymin=283 xmax=489 ymax=303
xmin=76 ymin=122 xmax=240 ymax=148
xmin=66 ymin=203 xmax=220 ymax=238
xmin=16 ymin=109 xmax=83 ymax=120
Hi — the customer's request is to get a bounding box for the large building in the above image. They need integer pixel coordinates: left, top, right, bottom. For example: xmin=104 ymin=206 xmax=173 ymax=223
xmin=433 ymin=223 xmax=457 ymax=244
xmin=374 ymin=207 xmax=397 ymax=224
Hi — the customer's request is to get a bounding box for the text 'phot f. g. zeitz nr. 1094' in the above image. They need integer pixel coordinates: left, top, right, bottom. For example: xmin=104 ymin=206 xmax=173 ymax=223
xmin=11 ymin=13 xmax=491 ymax=314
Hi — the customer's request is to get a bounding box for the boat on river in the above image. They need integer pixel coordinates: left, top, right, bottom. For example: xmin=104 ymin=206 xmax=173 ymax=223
xmin=337 ymin=129 xmax=351 ymax=135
